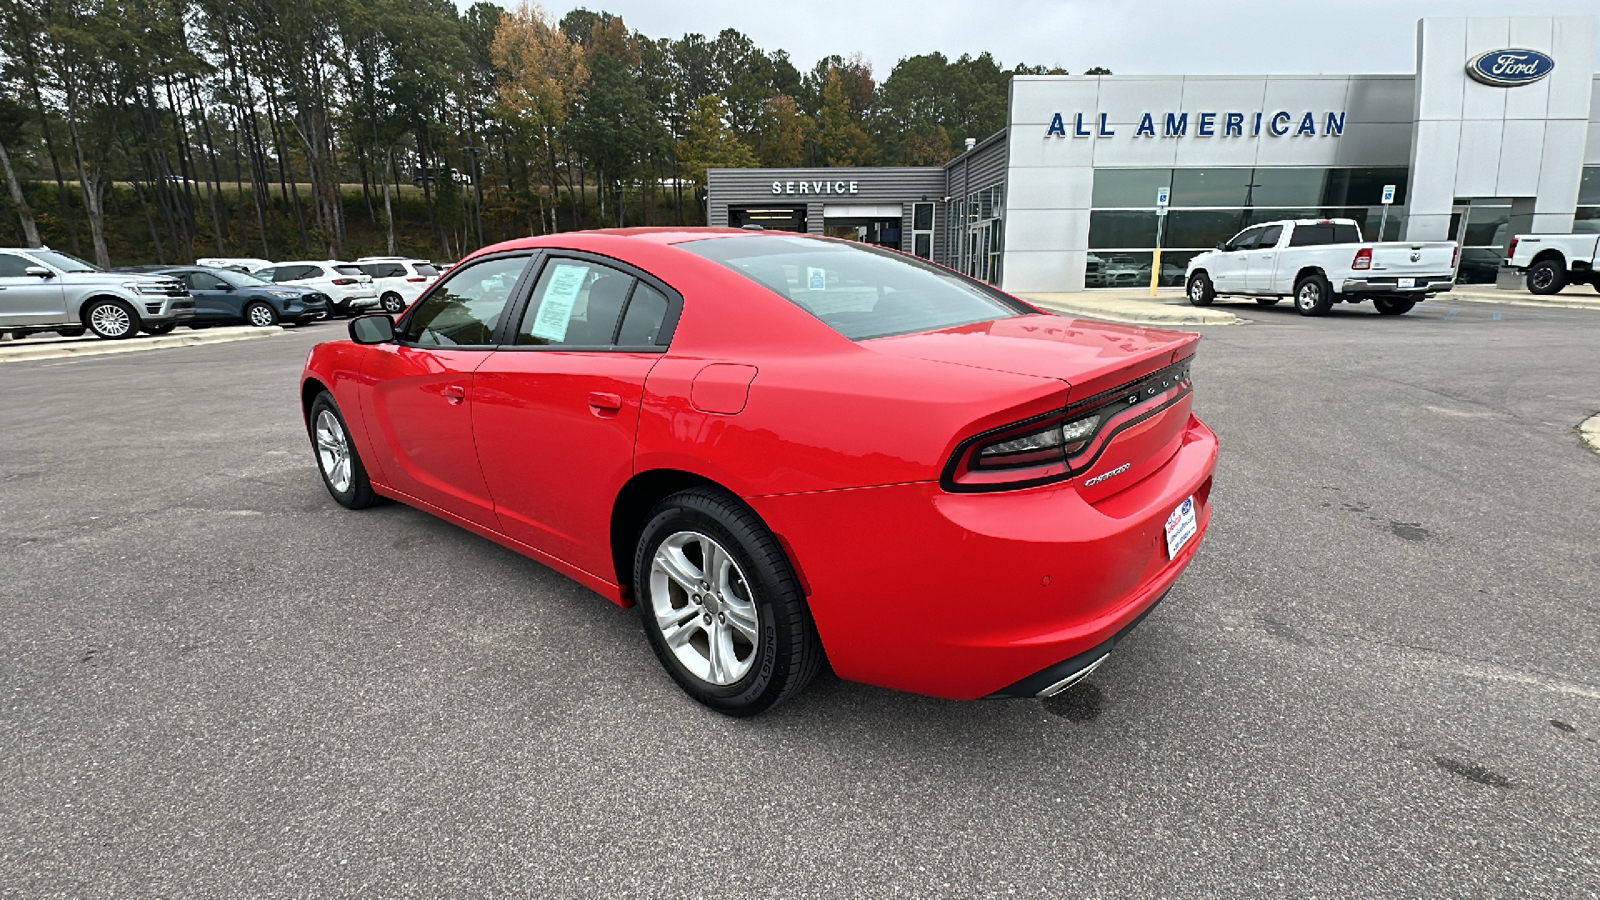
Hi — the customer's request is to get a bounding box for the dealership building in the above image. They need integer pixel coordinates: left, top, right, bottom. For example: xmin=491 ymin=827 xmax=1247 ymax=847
xmin=706 ymin=15 xmax=1599 ymax=290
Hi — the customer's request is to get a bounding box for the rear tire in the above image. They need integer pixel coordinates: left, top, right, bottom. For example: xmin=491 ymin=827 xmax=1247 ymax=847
xmin=84 ymin=299 xmax=140 ymax=339
xmin=1526 ymin=259 xmax=1567 ymax=295
xmin=1255 ymin=297 xmax=1280 ymax=307
xmin=1293 ymin=274 xmax=1334 ymax=316
xmin=1374 ymin=296 xmax=1416 ymax=316
xmin=1186 ymin=272 xmax=1215 ymax=306
xmin=307 ymin=392 xmax=380 ymax=510
xmin=634 ymin=488 xmax=822 ymax=717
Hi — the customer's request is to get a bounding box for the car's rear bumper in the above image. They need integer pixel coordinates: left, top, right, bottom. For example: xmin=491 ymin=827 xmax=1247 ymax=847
xmin=747 ymin=414 xmax=1218 ymax=700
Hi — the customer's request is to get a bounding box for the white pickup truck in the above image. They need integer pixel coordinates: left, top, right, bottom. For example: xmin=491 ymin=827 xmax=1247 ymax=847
xmin=1184 ymin=219 xmax=1459 ymax=316
xmin=1501 ymin=233 xmax=1600 ymax=295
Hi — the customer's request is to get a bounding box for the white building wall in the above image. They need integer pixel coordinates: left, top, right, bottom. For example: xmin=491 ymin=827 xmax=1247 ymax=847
xmin=1405 ymin=16 xmax=1596 ymax=239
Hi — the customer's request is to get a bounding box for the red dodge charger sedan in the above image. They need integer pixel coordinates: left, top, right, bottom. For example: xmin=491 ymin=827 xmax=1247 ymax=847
xmin=300 ymin=229 xmax=1217 ymax=716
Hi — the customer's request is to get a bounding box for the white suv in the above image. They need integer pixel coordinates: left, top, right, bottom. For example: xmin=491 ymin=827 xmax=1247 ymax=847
xmin=354 ymin=257 xmax=441 ymax=313
xmin=253 ymin=261 xmax=377 ymax=317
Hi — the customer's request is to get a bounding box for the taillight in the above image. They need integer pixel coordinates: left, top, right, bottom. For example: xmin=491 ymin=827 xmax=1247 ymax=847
xmin=1506 ymin=237 xmax=1517 ymax=260
xmin=406 ymin=276 xmax=427 ymax=282
xmin=943 ymin=356 xmax=1195 ymax=492
xmin=1352 ymin=247 xmax=1373 ymax=270
xmin=1452 ymin=245 xmax=1460 ymax=268
xmin=332 ymin=278 xmax=357 ymax=285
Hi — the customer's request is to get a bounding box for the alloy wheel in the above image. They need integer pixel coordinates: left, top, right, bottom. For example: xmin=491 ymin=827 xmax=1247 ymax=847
xmin=91 ymin=304 xmax=132 ymax=337
xmin=314 ymin=409 xmax=353 ymax=493
xmin=248 ymin=304 xmax=275 ymax=326
xmin=649 ymin=530 xmax=760 ymax=685
xmin=1531 ymin=268 xmax=1553 ymax=290
xmin=1297 ymin=284 xmax=1318 ymax=310
xmin=1189 ymin=280 xmax=1203 ymax=302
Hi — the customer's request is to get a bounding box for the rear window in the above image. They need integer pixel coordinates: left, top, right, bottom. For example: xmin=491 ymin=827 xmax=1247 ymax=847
xmin=1289 ymin=223 xmax=1360 ymax=246
xmin=413 ymin=263 xmax=440 ymax=276
xmin=680 ymin=235 xmax=1026 ymax=340
xmin=334 ymin=265 xmax=366 ymax=277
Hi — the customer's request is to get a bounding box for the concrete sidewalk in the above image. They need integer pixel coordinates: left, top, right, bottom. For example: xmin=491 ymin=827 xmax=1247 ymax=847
xmin=1020 ymin=289 xmax=1240 ymax=326
xmin=0 ymin=325 xmax=283 ymax=364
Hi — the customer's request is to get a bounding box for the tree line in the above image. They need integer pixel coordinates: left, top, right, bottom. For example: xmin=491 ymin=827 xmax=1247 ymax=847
xmin=0 ymin=0 xmax=1090 ymax=265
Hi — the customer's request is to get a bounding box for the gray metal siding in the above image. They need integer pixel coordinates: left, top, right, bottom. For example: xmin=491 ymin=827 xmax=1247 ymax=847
xmin=941 ymin=132 xmax=1009 ymax=267
xmin=706 ymin=167 xmax=946 ymax=252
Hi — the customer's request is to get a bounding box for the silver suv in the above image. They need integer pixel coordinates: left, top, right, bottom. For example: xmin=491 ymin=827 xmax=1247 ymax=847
xmin=0 ymin=248 xmax=195 ymax=339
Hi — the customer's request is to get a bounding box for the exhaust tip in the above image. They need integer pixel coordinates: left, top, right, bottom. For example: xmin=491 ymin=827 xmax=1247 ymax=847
xmin=1035 ymin=653 xmax=1110 ymax=698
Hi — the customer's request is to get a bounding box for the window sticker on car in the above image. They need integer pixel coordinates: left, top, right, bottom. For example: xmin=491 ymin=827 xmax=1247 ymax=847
xmin=529 ymin=263 xmax=586 ymax=342
xmin=807 ymin=266 xmax=826 ymax=290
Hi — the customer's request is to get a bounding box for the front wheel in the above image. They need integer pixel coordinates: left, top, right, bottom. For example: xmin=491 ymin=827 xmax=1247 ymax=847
xmin=1373 ymin=296 xmax=1416 ymax=316
xmin=1293 ymin=274 xmax=1335 ymax=316
xmin=1186 ymin=272 xmax=1215 ymax=307
xmin=307 ymin=392 xmax=380 ymax=509
xmin=245 ymin=302 xmax=279 ymax=327
xmin=635 ymin=488 xmax=823 ymax=717
xmin=84 ymin=299 xmax=140 ymax=339
xmin=1526 ymin=259 xmax=1567 ymax=295
xmin=380 ymin=292 xmax=406 ymax=314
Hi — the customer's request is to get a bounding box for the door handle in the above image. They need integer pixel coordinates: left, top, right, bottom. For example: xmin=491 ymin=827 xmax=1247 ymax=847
xmin=588 ymin=391 xmax=623 ymax=413
xmin=444 ymin=384 xmax=466 ymax=405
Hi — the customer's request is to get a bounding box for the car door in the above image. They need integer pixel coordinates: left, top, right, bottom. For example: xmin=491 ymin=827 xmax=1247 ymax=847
xmin=1210 ymin=227 xmax=1259 ymax=292
xmin=1244 ymin=224 xmax=1284 ymax=294
xmin=0 ymin=252 xmax=68 ymax=327
xmin=359 ymin=251 xmax=535 ymax=526
xmin=182 ymin=271 xmax=234 ymax=321
xmin=472 ymin=254 xmax=679 ymax=577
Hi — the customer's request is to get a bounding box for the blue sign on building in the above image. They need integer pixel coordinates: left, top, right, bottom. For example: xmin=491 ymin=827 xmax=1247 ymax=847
xmin=1045 ymin=110 xmax=1345 ymax=138
xmin=1466 ymin=48 xmax=1555 ymax=87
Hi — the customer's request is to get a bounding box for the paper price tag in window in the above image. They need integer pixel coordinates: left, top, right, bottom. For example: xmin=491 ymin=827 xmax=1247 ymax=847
xmin=529 ymin=264 xmax=587 ymax=342
xmin=807 ymin=267 xmax=826 ymax=290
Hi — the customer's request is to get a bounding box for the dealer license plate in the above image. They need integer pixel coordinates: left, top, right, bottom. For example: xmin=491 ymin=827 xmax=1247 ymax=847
xmin=1165 ymin=496 xmax=1198 ymax=559
xmin=1397 ymin=277 xmax=1416 ymax=289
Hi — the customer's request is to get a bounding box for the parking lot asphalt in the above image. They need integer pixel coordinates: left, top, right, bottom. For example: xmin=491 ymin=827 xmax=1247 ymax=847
xmin=3 ymin=300 xmax=1598 ymax=898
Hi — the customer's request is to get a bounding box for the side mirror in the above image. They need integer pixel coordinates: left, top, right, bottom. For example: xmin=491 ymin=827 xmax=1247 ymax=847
xmin=1214 ymin=241 xmax=1228 ymax=252
xmin=349 ymin=314 xmax=396 ymax=345
xmin=24 ymin=266 xmax=53 ymax=278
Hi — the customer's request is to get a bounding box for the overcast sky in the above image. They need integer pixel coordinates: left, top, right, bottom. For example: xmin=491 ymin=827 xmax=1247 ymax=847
xmin=529 ymin=0 xmax=1600 ymax=76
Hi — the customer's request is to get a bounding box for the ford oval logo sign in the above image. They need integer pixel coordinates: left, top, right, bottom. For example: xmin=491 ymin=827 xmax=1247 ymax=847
xmin=1467 ymin=49 xmax=1555 ymax=87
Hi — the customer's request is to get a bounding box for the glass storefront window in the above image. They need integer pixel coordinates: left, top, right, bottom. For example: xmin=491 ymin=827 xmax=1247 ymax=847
xmin=1088 ymin=211 xmax=1160 ymax=249
xmin=1573 ymin=207 xmax=1600 ymax=234
xmin=1577 ymin=167 xmax=1600 ymax=206
xmin=1248 ymin=169 xmax=1326 ymax=208
xmin=1321 ymin=168 xmax=1408 ymax=206
xmin=1171 ymin=168 xmax=1253 ymax=207
xmin=1091 ymin=169 xmax=1173 ymax=208
xmin=1463 ymin=204 xmax=1511 ymax=248
xmin=1164 ymin=209 xmax=1245 ymax=249
xmin=1083 ymin=250 xmax=1202 ymax=289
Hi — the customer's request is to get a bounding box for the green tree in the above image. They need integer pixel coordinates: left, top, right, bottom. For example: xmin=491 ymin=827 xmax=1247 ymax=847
xmin=815 ymin=67 xmax=874 ymax=166
xmin=676 ymin=95 xmax=756 ymax=196
xmin=752 ymin=94 xmax=808 ymax=167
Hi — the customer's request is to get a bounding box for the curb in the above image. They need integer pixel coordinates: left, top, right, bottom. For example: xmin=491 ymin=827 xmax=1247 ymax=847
xmin=1021 ymin=294 xmax=1240 ymax=326
xmin=1581 ymin=414 xmax=1600 ymax=456
xmin=1442 ymin=290 xmax=1600 ymax=311
xmin=0 ymin=326 xmax=283 ymax=364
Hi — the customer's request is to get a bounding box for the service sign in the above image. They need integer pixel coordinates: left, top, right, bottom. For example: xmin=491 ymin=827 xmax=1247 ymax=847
xmin=1467 ymin=48 xmax=1554 ymax=87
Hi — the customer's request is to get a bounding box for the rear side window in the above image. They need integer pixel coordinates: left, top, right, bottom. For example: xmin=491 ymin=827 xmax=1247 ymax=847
xmin=402 ymin=255 xmax=528 ymax=347
xmin=515 ymin=260 xmax=634 ymax=346
xmin=617 ymin=283 xmax=670 ymax=346
xmin=681 ymin=235 xmax=1027 ymax=341
xmin=1289 ymin=224 xmax=1360 ymax=246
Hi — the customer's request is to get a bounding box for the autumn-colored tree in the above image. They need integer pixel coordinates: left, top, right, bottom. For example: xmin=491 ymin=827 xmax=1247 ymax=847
xmin=816 ymin=67 xmax=874 ymax=166
xmin=752 ymin=95 xmax=808 ymax=167
xmin=676 ymin=95 xmax=757 ymax=198
xmin=491 ymin=2 xmax=588 ymax=233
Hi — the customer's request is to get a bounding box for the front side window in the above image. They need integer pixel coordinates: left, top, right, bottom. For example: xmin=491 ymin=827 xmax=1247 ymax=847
xmin=0 ymin=254 xmax=32 ymax=277
xmin=402 ymin=254 xmax=528 ymax=347
xmin=681 ymin=235 xmax=1027 ymax=341
xmin=1228 ymin=227 xmax=1264 ymax=251
xmin=185 ymin=272 xmax=230 ymax=291
xmin=516 ymin=259 xmax=634 ymax=347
